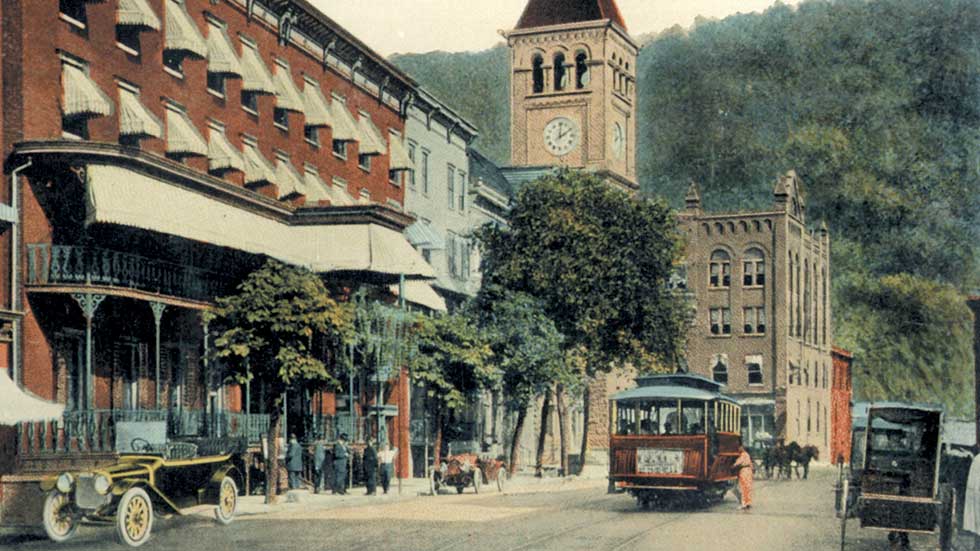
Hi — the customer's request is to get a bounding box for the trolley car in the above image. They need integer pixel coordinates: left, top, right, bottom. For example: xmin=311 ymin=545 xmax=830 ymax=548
xmin=609 ymin=374 xmax=742 ymax=507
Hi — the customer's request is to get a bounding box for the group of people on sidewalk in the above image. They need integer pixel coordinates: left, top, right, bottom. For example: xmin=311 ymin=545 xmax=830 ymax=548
xmin=284 ymin=434 xmax=398 ymax=496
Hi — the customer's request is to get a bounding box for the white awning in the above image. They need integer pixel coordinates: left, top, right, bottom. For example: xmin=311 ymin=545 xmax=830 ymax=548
xmin=206 ymin=23 xmax=242 ymax=76
xmin=242 ymin=143 xmax=276 ymax=186
xmin=302 ymin=169 xmax=333 ymax=203
xmin=119 ymin=87 xmax=162 ymax=138
xmin=274 ymin=157 xmax=304 ymax=199
xmin=404 ymin=220 xmax=445 ymax=250
xmin=164 ymin=1 xmax=207 ymax=58
xmin=356 ymin=114 xmax=387 ymax=155
xmin=85 ymin=164 xmax=436 ymax=279
xmin=389 ymin=281 xmax=447 ymax=312
xmin=329 ymin=99 xmax=361 ymax=142
xmin=272 ymin=62 xmax=304 ymax=113
xmin=62 ymin=63 xmax=114 ymax=118
xmin=208 ymin=128 xmax=245 ymax=173
xmin=117 ymin=0 xmax=161 ymax=30
xmin=330 ymin=181 xmax=356 ymax=206
xmin=0 ymin=373 xmax=65 ymax=425
xmin=166 ymin=107 xmax=208 ymax=157
xmin=302 ymin=81 xmax=333 ymax=127
xmin=239 ymin=43 xmax=276 ymax=94
xmin=388 ymin=132 xmax=413 ymax=171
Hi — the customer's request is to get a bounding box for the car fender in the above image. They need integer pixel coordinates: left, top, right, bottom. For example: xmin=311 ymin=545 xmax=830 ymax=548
xmin=110 ymin=479 xmax=182 ymax=515
xmin=203 ymin=465 xmax=241 ymax=505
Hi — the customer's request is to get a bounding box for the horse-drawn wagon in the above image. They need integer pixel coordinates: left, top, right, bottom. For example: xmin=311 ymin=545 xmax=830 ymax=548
xmin=433 ymin=453 xmax=507 ymax=494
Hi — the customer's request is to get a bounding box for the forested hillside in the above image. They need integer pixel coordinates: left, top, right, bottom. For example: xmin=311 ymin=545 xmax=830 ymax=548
xmin=391 ymin=0 xmax=980 ymax=415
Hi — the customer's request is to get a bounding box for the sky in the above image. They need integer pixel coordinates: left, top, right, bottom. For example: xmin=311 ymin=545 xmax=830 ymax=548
xmin=311 ymin=0 xmax=803 ymax=57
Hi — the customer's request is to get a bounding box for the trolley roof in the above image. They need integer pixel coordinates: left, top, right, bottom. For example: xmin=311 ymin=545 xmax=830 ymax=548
xmin=610 ymin=373 xmax=740 ymax=404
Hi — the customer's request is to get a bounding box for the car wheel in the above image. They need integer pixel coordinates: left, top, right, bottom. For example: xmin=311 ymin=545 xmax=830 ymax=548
xmin=116 ymin=487 xmax=154 ymax=547
xmin=42 ymin=491 xmax=78 ymax=543
xmin=214 ymin=476 xmax=238 ymax=526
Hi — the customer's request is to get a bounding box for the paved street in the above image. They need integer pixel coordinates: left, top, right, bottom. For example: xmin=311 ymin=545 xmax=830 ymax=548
xmin=0 ymin=467 xmax=970 ymax=550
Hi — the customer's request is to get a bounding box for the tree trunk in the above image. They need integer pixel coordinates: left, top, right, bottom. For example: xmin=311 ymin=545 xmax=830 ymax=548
xmin=534 ymin=390 xmax=552 ymax=477
xmin=556 ymin=384 xmax=569 ymax=477
xmin=578 ymin=386 xmax=590 ymax=475
xmin=432 ymin=409 xmax=444 ymax=469
xmin=265 ymin=407 xmax=282 ymax=505
xmin=508 ymin=406 xmax=528 ymax=476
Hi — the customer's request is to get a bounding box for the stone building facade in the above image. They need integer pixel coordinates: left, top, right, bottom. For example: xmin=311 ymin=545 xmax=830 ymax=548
xmin=678 ymin=172 xmax=833 ymax=460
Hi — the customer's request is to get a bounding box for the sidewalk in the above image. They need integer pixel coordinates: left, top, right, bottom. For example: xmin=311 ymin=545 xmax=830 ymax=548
xmin=237 ymin=473 xmax=603 ymax=517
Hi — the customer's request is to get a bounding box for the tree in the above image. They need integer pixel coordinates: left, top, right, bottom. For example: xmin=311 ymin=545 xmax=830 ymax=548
xmin=408 ymin=312 xmax=495 ymax=468
xmin=478 ymin=169 xmax=688 ymax=470
xmin=204 ymin=260 xmax=353 ymax=504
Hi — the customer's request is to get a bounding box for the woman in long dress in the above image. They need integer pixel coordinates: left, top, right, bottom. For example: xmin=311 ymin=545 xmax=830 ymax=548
xmin=733 ymin=444 xmax=754 ymax=510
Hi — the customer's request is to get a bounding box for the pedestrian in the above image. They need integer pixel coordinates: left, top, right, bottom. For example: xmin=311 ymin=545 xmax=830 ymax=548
xmin=964 ymin=447 xmax=980 ymax=550
xmin=379 ymin=443 xmax=398 ymax=494
xmin=363 ymin=441 xmax=378 ymax=495
xmin=286 ymin=434 xmax=304 ymax=490
xmin=332 ymin=433 xmax=349 ymax=495
xmin=732 ymin=442 xmax=754 ymax=510
xmin=313 ymin=438 xmax=327 ymax=494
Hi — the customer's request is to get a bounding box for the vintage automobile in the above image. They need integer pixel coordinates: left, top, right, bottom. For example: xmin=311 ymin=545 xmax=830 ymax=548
xmin=433 ymin=453 xmax=507 ymax=494
xmin=608 ymin=373 xmax=741 ymax=508
xmin=40 ymin=446 xmax=241 ymax=547
xmin=837 ymin=402 xmax=955 ymax=551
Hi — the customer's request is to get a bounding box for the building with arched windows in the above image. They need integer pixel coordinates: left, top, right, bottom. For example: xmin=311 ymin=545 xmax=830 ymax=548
xmin=678 ymin=172 xmax=833 ymax=460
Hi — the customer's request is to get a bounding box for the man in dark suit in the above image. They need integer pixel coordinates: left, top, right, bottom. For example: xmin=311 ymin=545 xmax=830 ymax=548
xmin=332 ymin=433 xmax=349 ymax=495
xmin=363 ymin=441 xmax=378 ymax=495
xmin=286 ymin=434 xmax=304 ymax=490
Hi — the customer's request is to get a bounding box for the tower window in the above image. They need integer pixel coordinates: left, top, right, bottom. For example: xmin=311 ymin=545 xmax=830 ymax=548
xmin=553 ymin=53 xmax=567 ymax=91
xmin=575 ymin=51 xmax=589 ymax=89
xmin=532 ymin=55 xmax=544 ymax=94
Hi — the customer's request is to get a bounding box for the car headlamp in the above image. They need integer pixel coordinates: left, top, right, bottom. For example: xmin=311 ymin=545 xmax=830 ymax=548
xmin=56 ymin=473 xmax=74 ymax=494
xmin=93 ymin=473 xmax=111 ymax=495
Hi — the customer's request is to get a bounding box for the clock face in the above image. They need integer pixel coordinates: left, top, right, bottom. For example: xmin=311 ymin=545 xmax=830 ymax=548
xmin=543 ymin=117 xmax=579 ymax=157
xmin=612 ymin=122 xmax=625 ymax=159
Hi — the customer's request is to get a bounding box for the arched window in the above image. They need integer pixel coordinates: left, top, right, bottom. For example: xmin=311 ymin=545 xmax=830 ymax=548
xmin=746 ymin=356 xmax=763 ymax=385
xmin=709 ymin=250 xmax=731 ymax=288
xmin=531 ymin=55 xmax=544 ymax=94
xmin=804 ymin=260 xmax=811 ymax=341
xmin=574 ymin=51 xmax=589 ymax=89
xmin=743 ymin=248 xmax=765 ymax=286
xmin=553 ymin=53 xmax=567 ymax=91
xmin=712 ymin=355 xmax=728 ymax=384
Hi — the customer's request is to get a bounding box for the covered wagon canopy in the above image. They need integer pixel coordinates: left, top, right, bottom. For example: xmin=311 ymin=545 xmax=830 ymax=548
xmin=0 ymin=372 xmax=64 ymax=425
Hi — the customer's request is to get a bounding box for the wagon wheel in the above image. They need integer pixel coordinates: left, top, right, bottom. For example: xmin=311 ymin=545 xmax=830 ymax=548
xmin=116 ymin=486 xmax=154 ymax=547
xmin=938 ymin=483 xmax=956 ymax=551
xmin=473 ymin=468 xmax=482 ymax=494
xmin=214 ymin=476 xmax=238 ymax=526
xmin=42 ymin=491 xmax=78 ymax=543
xmin=839 ymin=478 xmax=849 ymax=551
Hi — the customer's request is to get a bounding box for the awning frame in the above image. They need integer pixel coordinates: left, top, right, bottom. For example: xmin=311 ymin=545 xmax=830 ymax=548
xmin=388 ymin=130 xmax=414 ymax=171
xmin=272 ymin=59 xmax=305 ymax=114
xmin=117 ymin=0 xmax=161 ymax=30
xmin=62 ymin=61 xmax=114 ymax=119
xmin=206 ymin=19 xmax=243 ymax=77
xmin=356 ymin=112 xmax=387 ymax=156
xmin=118 ymin=85 xmax=162 ymax=138
xmin=165 ymin=103 xmax=208 ymax=157
xmin=239 ymin=37 xmax=276 ymax=95
xmin=164 ymin=0 xmax=208 ymax=58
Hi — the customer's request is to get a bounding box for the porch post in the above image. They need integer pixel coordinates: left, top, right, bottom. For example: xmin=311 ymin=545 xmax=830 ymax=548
xmin=72 ymin=293 xmax=105 ymax=411
xmin=150 ymin=303 xmax=167 ymax=410
xmin=202 ymin=319 xmax=211 ymax=435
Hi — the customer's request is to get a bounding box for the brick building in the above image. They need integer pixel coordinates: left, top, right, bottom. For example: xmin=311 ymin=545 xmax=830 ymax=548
xmin=830 ymin=346 xmax=853 ymax=464
xmin=0 ymin=0 xmax=439 ymax=525
xmin=678 ymin=172 xmax=833 ymax=460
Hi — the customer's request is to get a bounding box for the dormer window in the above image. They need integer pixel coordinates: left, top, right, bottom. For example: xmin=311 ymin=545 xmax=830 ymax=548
xmin=575 ymin=51 xmax=589 ymax=89
xmin=553 ymin=53 xmax=567 ymax=91
xmin=532 ymin=55 xmax=544 ymax=94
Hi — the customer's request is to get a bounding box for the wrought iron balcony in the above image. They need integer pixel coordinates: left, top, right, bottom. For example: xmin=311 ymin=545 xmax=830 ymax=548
xmin=25 ymin=244 xmax=235 ymax=303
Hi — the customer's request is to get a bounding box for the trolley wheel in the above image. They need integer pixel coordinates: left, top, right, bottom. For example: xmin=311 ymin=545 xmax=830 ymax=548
xmin=839 ymin=478 xmax=849 ymax=551
xmin=939 ymin=483 xmax=956 ymax=551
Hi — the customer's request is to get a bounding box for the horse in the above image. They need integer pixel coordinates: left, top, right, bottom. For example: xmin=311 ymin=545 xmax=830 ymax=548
xmin=784 ymin=442 xmax=819 ymax=479
xmin=762 ymin=442 xmax=791 ymax=479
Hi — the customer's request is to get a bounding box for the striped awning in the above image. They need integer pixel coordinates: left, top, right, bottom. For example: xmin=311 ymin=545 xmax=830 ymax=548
xmin=0 ymin=373 xmax=65 ymax=425
xmin=206 ymin=23 xmax=242 ymax=76
xmin=164 ymin=1 xmax=207 ymax=58
xmin=302 ymin=81 xmax=332 ymax=128
xmin=356 ymin=114 xmax=387 ymax=155
xmin=404 ymin=220 xmax=445 ymax=250
xmin=239 ymin=43 xmax=276 ymax=95
xmin=329 ymin=181 xmax=356 ymax=206
xmin=165 ymin=106 xmax=208 ymax=157
xmin=242 ymin=143 xmax=276 ymax=186
xmin=117 ymin=0 xmax=161 ymax=30
xmin=329 ymin=99 xmax=361 ymax=142
xmin=272 ymin=62 xmax=304 ymax=113
xmin=208 ymin=128 xmax=245 ymax=173
xmin=274 ymin=157 xmax=304 ymax=199
xmin=389 ymin=281 xmax=447 ymax=312
xmin=302 ymin=169 xmax=333 ymax=203
xmin=62 ymin=63 xmax=114 ymax=118
xmin=388 ymin=132 xmax=413 ymax=171
xmin=118 ymin=87 xmax=162 ymax=138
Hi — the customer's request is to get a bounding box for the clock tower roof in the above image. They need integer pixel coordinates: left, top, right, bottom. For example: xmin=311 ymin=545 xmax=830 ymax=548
xmin=515 ymin=0 xmax=627 ymax=31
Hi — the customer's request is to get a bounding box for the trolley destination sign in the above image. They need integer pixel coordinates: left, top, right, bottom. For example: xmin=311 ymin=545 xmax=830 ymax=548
xmin=637 ymin=449 xmax=685 ymax=475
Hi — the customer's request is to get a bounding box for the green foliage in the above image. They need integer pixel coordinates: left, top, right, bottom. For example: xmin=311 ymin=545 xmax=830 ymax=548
xmin=478 ymin=169 xmax=688 ymax=372
xmin=408 ymin=312 xmax=495 ymax=414
xmin=204 ymin=260 xmax=354 ymax=396
xmin=471 ymin=286 xmax=571 ymax=410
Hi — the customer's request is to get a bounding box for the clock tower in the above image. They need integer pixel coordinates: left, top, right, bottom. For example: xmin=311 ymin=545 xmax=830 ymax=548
xmin=505 ymin=0 xmax=638 ymax=192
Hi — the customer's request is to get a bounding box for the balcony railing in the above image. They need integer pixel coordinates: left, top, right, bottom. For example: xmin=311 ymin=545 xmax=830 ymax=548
xmin=17 ymin=409 xmax=272 ymax=456
xmin=25 ymin=244 xmax=235 ymax=303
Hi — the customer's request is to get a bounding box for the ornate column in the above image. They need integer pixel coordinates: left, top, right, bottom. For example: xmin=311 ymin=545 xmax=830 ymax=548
xmin=71 ymin=293 xmax=105 ymax=410
xmin=150 ymin=302 xmax=166 ymax=410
